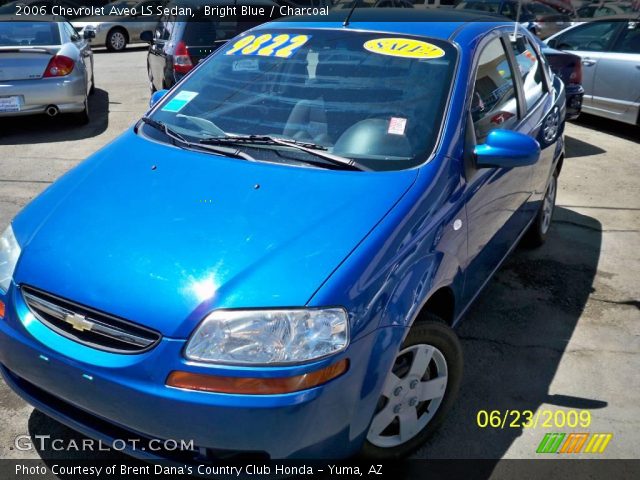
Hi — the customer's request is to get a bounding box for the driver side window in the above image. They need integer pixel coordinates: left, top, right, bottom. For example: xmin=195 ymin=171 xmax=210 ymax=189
xmin=553 ymin=22 xmax=619 ymax=51
xmin=471 ymin=37 xmax=519 ymax=145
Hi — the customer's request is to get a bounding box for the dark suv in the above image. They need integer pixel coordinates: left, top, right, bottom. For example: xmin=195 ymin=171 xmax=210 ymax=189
xmin=142 ymin=0 xmax=278 ymax=92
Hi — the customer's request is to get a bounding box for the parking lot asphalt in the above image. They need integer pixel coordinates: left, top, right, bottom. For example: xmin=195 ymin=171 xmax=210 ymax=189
xmin=0 ymin=47 xmax=638 ymax=462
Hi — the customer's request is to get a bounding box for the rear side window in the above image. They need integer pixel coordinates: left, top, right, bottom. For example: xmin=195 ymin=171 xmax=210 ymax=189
xmin=63 ymin=22 xmax=80 ymax=43
xmin=471 ymin=37 xmax=519 ymax=144
xmin=0 ymin=21 xmax=61 ymax=46
xmin=553 ymin=21 xmax=619 ymax=51
xmin=612 ymin=22 xmax=640 ymax=54
xmin=511 ymin=36 xmax=546 ymax=111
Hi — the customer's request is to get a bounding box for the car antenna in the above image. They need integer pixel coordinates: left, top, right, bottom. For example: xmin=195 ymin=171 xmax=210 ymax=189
xmin=343 ymin=0 xmax=359 ymax=27
xmin=513 ymin=0 xmax=522 ymax=39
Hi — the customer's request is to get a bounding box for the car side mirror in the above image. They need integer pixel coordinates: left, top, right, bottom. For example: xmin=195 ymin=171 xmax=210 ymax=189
xmin=140 ymin=30 xmax=153 ymax=43
xmin=149 ymin=89 xmax=168 ymax=108
xmin=474 ymin=130 xmax=540 ymax=168
xmin=83 ymin=30 xmax=95 ymax=40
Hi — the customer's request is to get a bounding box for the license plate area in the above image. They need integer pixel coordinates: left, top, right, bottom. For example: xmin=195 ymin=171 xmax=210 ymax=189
xmin=0 ymin=96 xmax=21 ymax=112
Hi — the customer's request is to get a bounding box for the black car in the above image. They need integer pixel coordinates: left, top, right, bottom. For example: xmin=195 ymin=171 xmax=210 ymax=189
xmin=533 ymin=36 xmax=584 ymax=120
xmin=142 ymin=0 xmax=278 ymax=92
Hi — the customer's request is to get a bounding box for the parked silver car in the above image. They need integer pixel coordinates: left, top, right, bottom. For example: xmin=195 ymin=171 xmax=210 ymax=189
xmin=545 ymin=17 xmax=640 ymax=125
xmin=72 ymin=0 xmax=164 ymax=52
xmin=0 ymin=17 xmax=95 ymax=123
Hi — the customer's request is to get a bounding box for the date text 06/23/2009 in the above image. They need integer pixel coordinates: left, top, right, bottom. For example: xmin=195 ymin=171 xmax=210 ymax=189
xmin=476 ymin=409 xmax=592 ymax=429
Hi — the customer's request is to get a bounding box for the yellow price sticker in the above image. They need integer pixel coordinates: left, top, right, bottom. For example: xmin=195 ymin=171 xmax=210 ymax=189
xmin=363 ymin=38 xmax=445 ymax=59
xmin=226 ymin=34 xmax=311 ymax=58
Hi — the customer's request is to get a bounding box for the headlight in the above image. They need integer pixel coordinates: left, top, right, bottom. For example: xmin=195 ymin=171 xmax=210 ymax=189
xmin=185 ymin=308 xmax=349 ymax=365
xmin=0 ymin=225 xmax=20 ymax=294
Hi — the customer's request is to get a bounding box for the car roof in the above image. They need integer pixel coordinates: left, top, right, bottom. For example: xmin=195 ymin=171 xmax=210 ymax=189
xmin=263 ymin=8 xmax=512 ymax=42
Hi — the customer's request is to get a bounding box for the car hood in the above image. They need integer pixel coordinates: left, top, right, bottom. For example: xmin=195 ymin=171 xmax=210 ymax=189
xmin=13 ymin=130 xmax=417 ymax=338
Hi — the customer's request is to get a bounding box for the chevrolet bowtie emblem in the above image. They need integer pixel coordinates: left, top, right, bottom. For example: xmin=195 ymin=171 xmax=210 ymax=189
xmin=64 ymin=313 xmax=93 ymax=332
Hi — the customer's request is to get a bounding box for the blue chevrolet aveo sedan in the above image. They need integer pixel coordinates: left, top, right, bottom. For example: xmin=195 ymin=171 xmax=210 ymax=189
xmin=0 ymin=10 xmax=565 ymax=459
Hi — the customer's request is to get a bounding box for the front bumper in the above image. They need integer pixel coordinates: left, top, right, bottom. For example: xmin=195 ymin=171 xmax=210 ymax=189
xmin=0 ymin=284 xmax=404 ymax=459
xmin=0 ymin=74 xmax=86 ymax=117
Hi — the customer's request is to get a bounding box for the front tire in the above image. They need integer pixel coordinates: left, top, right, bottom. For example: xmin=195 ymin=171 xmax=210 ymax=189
xmin=362 ymin=315 xmax=463 ymax=459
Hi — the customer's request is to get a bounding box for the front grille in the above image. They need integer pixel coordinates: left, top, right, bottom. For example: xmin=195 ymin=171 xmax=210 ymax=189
xmin=21 ymin=286 xmax=161 ymax=354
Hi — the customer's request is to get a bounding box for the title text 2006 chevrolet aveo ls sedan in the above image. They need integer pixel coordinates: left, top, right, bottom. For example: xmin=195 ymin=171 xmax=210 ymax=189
xmin=0 ymin=11 xmax=565 ymax=459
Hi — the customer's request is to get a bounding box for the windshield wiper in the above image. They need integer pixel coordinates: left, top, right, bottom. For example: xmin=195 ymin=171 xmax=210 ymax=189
xmin=139 ymin=117 xmax=255 ymax=161
xmin=200 ymin=134 xmax=369 ymax=172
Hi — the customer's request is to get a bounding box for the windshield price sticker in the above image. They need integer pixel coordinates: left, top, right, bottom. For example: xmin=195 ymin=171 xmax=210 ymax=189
xmin=388 ymin=117 xmax=407 ymax=135
xmin=364 ymin=38 xmax=445 ymax=59
xmin=225 ymin=34 xmax=311 ymax=58
xmin=161 ymin=91 xmax=198 ymax=113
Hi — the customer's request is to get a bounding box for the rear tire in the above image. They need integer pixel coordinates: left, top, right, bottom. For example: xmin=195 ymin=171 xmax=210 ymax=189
xmin=69 ymin=95 xmax=90 ymax=125
xmin=106 ymin=28 xmax=127 ymax=52
xmin=524 ymin=170 xmax=558 ymax=247
xmin=361 ymin=314 xmax=463 ymax=459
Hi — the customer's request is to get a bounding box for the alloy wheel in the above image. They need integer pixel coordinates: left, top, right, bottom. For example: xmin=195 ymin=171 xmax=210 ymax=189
xmin=543 ymin=107 xmax=560 ymax=144
xmin=367 ymin=343 xmax=448 ymax=448
xmin=109 ymin=31 xmax=126 ymax=51
xmin=541 ymin=174 xmax=557 ymax=235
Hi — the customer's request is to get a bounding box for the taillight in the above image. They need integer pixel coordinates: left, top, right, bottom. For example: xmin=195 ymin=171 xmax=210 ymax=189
xmin=173 ymin=41 xmax=193 ymax=74
xmin=43 ymin=55 xmax=75 ymax=77
xmin=568 ymin=60 xmax=582 ymax=85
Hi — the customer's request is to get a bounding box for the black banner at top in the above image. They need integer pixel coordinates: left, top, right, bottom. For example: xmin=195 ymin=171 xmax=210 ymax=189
xmin=0 ymin=0 xmax=638 ymax=24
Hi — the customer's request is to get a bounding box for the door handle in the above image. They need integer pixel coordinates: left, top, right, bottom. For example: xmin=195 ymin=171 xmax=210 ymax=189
xmin=581 ymin=58 xmax=597 ymax=66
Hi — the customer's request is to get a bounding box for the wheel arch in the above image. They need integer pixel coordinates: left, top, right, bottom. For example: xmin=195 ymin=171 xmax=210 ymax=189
xmin=413 ymin=286 xmax=456 ymax=327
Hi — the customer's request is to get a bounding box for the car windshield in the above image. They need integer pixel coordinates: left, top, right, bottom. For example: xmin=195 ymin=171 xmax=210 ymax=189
xmin=148 ymin=29 xmax=457 ymax=171
xmin=0 ymin=21 xmax=61 ymax=46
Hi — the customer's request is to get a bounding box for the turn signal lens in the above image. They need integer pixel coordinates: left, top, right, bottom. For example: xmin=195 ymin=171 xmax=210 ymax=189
xmin=0 ymin=300 xmax=5 ymax=319
xmin=43 ymin=55 xmax=75 ymax=77
xmin=167 ymin=359 xmax=348 ymax=395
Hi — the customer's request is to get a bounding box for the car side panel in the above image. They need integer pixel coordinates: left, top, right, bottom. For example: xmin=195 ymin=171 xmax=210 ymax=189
xmin=590 ymin=52 xmax=640 ymax=125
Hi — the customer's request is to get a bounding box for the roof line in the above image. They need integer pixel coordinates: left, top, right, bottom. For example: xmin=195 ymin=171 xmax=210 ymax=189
xmin=448 ymin=22 xmax=471 ymax=42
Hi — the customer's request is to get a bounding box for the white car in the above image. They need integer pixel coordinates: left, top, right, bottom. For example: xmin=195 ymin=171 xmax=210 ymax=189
xmin=73 ymin=0 xmax=164 ymax=52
